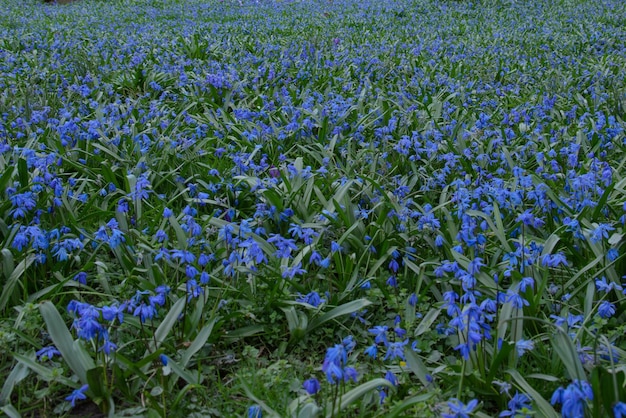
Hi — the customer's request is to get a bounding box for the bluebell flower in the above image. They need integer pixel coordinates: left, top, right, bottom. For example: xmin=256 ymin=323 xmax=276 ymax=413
xmin=296 ymin=291 xmax=325 ymax=307
xmin=100 ymin=339 xmax=118 ymax=355
xmin=515 ymin=339 xmax=534 ymax=356
xmin=384 ymin=370 xmax=398 ymax=386
xmin=36 ymin=345 xmax=61 ymax=361
xmin=248 ymin=405 xmax=262 ymax=418
xmin=364 ymin=344 xmax=378 ymax=358
xmin=368 ymin=325 xmax=388 ymax=345
xmin=597 ymin=301 xmax=615 ymax=318
xmin=102 ymin=304 xmax=124 ymax=323
xmin=500 ymin=392 xmax=532 ymax=417
xmin=282 ymin=263 xmax=306 ymax=279
xmin=551 ymin=380 xmax=593 ymax=417
xmin=443 ymin=398 xmax=478 ymax=418
xmin=303 ymin=378 xmax=320 ymax=395
xmin=595 ymin=276 xmax=622 ymax=293
xmin=73 ymin=272 xmax=87 ymax=285
xmin=65 ymin=384 xmax=89 ymax=407
xmin=343 ymin=366 xmax=358 ymax=382
xmin=384 ymin=339 xmax=408 ymax=361
xmin=614 ymin=402 xmax=626 ymax=418
xmin=133 ymin=303 xmax=157 ymax=323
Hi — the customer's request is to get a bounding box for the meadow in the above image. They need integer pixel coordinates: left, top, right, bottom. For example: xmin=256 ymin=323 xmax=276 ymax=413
xmin=1 ymin=0 xmax=626 ymax=416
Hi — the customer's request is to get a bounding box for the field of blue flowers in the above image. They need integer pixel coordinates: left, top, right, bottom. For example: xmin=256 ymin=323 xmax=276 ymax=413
xmin=1 ymin=0 xmax=626 ymax=416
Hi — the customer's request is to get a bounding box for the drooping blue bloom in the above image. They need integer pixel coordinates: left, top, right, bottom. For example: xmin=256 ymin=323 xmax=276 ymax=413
xmin=500 ymin=392 xmax=532 ymax=417
xmin=248 ymin=405 xmax=262 ymax=418
xmin=515 ymin=339 xmax=534 ymax=356
xmin=551 ymin=380 xmax=593 ymax=418
xmin=296 ymin=291 xmax=325 ymax=307
xmin=384 ymin=370 xmax=398 ymax=386
xmin=597 ymin=301 xmax=615 ymax=318
xmin=614 ymin=402 xmax=626 ymax=418
xmin=343 ymin=366 xmax=358 ymax=383
xmin=443 ymin=398 xmax=479 ymax=418
xmin=384 ymin=339 xmax=408 ymax=361
xmin=368 ymin=325 xmax=388 ymax=345
xmin=303 ymin=378 xmax=320 ymax=395
xmin=65 ymin=384 xmax=89 ymax=407
xmin=36 ymin=346 xmax=61 ymax=361
xmin=69 ymin=269 xmax=87 ymax=284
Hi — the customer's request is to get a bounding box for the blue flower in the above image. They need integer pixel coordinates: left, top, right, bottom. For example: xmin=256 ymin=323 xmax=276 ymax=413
xmin=73 ymin=272 xmax=87 ymax=285
xmin=384 ymin=370 xmax=398 ymax=386
xmin=598 ymin=301 xmax=615 ymax=318
xmin=368 ymin=325 xmax=388 ymax=345
xmin=36 ymin=346 xmax=61 ymax=361
xmin=303 ymin=378 xmax=320 ymax=395
xmin=364 ymin=344 xmax=378 ymax=358
xmin=515 ymin=339 xmax=534 ymax=356
xmin=384 ymin=339 xmax=408 ymax=361
xmin=65 ymin=384 xmax=88 ymax=408
xmin=551 ymin=380 xmax=593 ymax=418
xmin=343 ymin=366 xmax=358 ymax=382
xmin=614 ymin=402 xmax=626 ymax=418
xmin=500 ymin=392 xmax=532 ymax=417
xmin=443 ymin=398 xmax=478 ymax=418
xmin=248 ymin=405 xmax=262 ymax=418
xmin=296 ymin=291 xmax=325 ymax=307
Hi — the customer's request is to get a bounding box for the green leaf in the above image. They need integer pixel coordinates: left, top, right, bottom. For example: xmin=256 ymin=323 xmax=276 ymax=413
xmin=507 ymin=369 xmax=559 ymax=418
xmin=17 ymin=158 xmax=28 ymax=189
xmin=167 ymin=359 xmax=203 ymax=385
xmin=224 ymin=325 xmax=264 ymax=340
xmin=414 ymin=309 xmax=441 ymax=337
xmin=180 ymin=318 xmax=217 ymax=367
xmin=0 ymin=255 xmax=35 ymax=311
xmin=551 ymin=330 xmax=586 ymax=381
xmin=386 ymin=393 xmax=434 ymax=418
xmin=327 ymin=378 xmax=393 ymax=418
xmin=147 ymin=297 xmax=185 ymax=354
xmin=0 ymin=362 xmax=29 ymax=406
xmin=13 ymin=352 xmax=75 ymax=387
xmin=240 ymin=379 xmax=281 ymax=418
xmin=39 ymin=301 xmax=95 ymax=384
xmin=86 ymin=367 xmax=109 ymax=403
xmin=0 ymin=404 xmax=21 ymax=418
xmin=307 ymin=298 xmax=371 ymax=333
xmin=405 ymin=348 xmax=437 ymax=389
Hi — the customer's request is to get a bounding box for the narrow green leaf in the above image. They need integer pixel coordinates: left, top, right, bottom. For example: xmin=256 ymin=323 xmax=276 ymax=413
xmin=405 ymin=348 xmax=436 ymax=389
xmin=551 ymin=330 xmax=586 ymax=381
xmin=414 ymin=309 xmax=441 ymax=337
xmin=13 ymin=352 xmax=75 ymax=387
xmin=507 ymin=369 xmax=559 ymax=418
xmin=148 ymin=297 xmax=185 ymax=354
xmin=386 ymin=393 xmax=434 ymax=418
xmin=0 ymin=255 xmax=35 ymax=311
xmin=1 ymin=248 xmax=14 ymax=280
xmin=0 ymin=362 xmax=29 ymax=405
xmin=167 ymin=359 xmax=201 ymax=385
xmin=328 ymin=378 xmax=393 ymax=418
xmin=180 ymin=318 xmax=217 ymax=367
xmin=0 ymin=404 xmax=21 ymax=418
xmin=18 ymin=158 xmax=28 ymax=189
xmin=39 ymin=301 xmax=95 ymax=383
xmin=307 ymin=298 xmax=371 ymax=333
xmin=240 ymin=379 xmax=281 ymax=418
